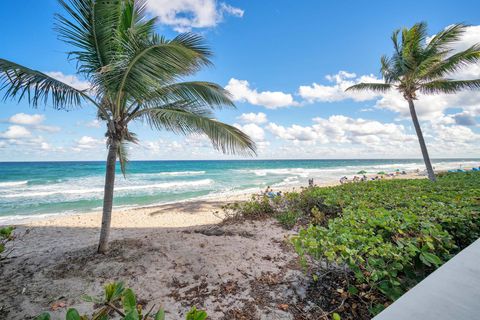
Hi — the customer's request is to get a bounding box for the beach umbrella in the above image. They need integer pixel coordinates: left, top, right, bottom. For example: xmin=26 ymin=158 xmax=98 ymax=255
xmin=357 ymin=170 xmax=367 ymax=174
xmin=377 ymin=171 xmax=386 ymax=175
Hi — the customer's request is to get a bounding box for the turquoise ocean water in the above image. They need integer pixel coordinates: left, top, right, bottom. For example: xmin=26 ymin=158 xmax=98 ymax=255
xmin=0 ymin=159 xmax=478 ymax=222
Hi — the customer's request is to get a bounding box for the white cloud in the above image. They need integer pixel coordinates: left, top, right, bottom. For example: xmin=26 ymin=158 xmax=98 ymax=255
xmin=146 ymin=0 xmax=243 ymax=32
xmin=6 ymin=113 xmax=61 ymax=133
xmin=267 ymin=115 xmax=415 ymax=147
xmin=72 ymin=136 xmax=105 ymax=152
xmin=298 ymin=71 xmax=383 ymax=102
xmin=234 ymin=123 xmax=265 ymax=141
xmin=237 ymin=112 xmax=268 ymax=124
xmin=9 ymin=113 xmax=45 ymax=125
xmin=0 ymin=125 xmax=32 ymax=139
xmin=219 ymin=3 xmax=244 ymax=17
xmin=225 ymin=78 xmax=297 ymax=109
xmin=45 ymin=71 xmax=91 ymax=91
xmin=267 ymin=123 xmax=319 ymax=142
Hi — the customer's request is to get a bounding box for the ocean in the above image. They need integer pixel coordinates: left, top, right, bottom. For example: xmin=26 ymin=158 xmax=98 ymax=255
xmin=0 ymin=158 xmax=478 ymax=222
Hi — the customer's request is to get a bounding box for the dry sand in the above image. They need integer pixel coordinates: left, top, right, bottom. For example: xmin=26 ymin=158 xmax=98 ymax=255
xmin=1 ymin=198 xmax=307 ymax=320
xmin=0 ymin=173 xmax=426 ymax=319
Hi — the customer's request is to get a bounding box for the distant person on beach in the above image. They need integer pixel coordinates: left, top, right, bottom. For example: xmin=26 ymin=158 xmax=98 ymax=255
xmin=308 ymin=178 xmax=314 ymax=187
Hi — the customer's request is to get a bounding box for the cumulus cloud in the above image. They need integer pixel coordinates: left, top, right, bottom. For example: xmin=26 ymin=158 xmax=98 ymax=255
xmin=146 ymin=0 xmax=243 ymax=32
xmin=9 ymin=113 xmax=44 ymax=125
xmin=6 ymin=113 xmax=61 ymax=133
xmin=298 ymin=71 xmax=383 ymax=103
xmin=234 ymin=123 xmax=265 ymax=141
xmin=225 ymin=78 xmax=297 ymax=109
xmin=72 ymin=136 xmax=105 ymax=152
xmin=45 ymin=71 xmax=91 ymax=91
xmin=267 ymin=115 xmax=416 ymax=147
xmin=237 ymin=112 xmax=268 ymax=124
xmin=0 ymin=125 xmax=32 ymax=139
xmin=267 ymin=123 xmax=318 ymax=142
xmin=452 ymin=112 xmax=477 ymax=126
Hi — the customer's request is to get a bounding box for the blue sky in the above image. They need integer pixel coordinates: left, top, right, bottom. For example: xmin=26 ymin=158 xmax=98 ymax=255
xmin=1 ymin=0 xmax=480 ymax=161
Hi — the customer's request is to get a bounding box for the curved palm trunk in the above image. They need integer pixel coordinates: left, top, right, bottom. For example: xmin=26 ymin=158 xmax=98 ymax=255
xmin=97 ymin=140 xmax=118 ymax=253
xmin=408 ymin=99 xmax=436 ymax=182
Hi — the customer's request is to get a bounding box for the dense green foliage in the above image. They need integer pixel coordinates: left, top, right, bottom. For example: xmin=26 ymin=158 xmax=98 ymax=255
xmin=35 ymin=282 xmax=207 ymax=320
xmin=293 ymin=173 xmax=479 ymax=313
xmin=225 ymin=173 xmax=480 ymax=314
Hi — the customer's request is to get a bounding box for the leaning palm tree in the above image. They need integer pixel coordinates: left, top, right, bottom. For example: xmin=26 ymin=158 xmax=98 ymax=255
xmin=347 ymin=23 xmax=480 ymax=181
xmin=0 ymin=0 xmax=256 ymax=253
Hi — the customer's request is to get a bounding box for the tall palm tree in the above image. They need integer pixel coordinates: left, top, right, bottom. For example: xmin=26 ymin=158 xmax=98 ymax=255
xmin=0 ymin=0 xmax=256 ymax=253
xmin=347 ymin=23 xmax=480 ymax=181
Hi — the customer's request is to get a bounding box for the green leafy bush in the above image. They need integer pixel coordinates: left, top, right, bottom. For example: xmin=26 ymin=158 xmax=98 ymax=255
xmin=35 ymin=282 xmax=207 ymax=320
xmin=0 ymin=226 xmax=15 ymax=262
xmin=291 ymin=172 xmax=480 ymax=314
xmin=222 ymin=187 xmax=340 ymax=228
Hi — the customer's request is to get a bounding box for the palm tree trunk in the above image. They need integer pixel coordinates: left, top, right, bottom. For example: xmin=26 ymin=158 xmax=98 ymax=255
xmin=408 ymin=99 xmax=436 ymax=182
xmin=97 ymin=140 xmax=118 ymax=253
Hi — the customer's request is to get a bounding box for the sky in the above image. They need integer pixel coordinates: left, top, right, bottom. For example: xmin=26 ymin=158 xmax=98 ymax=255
xmin=1 ymin=0 xmax=480 ymax=161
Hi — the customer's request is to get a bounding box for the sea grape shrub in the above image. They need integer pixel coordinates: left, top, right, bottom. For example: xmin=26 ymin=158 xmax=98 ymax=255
xmin=35 ymin=282 xmax=207 ymax=320
xmin=222 ymin=187 xmax=341 ymax=228
xmin=292 ymin=208 xmax=454 ymax=301
xmin=291 ymin=172 xmax=480 ymax=315
xmin=222 ymin=194 xmax=275 ymax=222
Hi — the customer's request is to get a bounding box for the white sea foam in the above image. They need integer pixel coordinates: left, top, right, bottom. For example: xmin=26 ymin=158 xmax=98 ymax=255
xmin=156 ymin=171 xmax=206 ymax=176
xmin=0 ymin=180 xmax=28 ymax=188
xmin=1 ymin=179 xmax=214 ymax=198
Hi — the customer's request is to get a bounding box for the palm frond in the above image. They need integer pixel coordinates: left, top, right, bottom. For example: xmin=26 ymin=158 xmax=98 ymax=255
xmin=0 ymin=58 xmax=87 ymax=109
xmin=426 ymin=24 xmax=466 ymax=53
xmin=119 ymin=0 xmax=156 ymax=40
xmin=420 ymin=44 xmax=480 ymax=80
xmin=140 ymin=81 xmax=234 ymax=110
xmin=112 ymin=33 xmax=213 ymax=112
xmin=141 ymin=107 xmax=256 ymax=156
xmin=346 ymin=82 xmax=392 ymax=93
xmin=421 ymin=79 xmax=480 ymax=94
xmin=55 ymin=0 xmax=124 ymax=76
xmin=127 ymin=99 xmax=215 ymax=123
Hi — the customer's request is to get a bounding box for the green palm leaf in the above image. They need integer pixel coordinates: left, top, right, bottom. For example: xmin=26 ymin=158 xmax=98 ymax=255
xmin=346 ymin=82 xmax=392 ymax=93
xmin=142 ymin=107 xmax=256 ymax=156
xmin=0 ymin=58 xmax=86 ymax=109
xmin=421 ymin=79 xmax=480 ymax=94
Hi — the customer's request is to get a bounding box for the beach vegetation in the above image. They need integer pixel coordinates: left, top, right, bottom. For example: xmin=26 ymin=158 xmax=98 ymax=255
xmin=34 ymin=281 xmax=207 ymax=320
xmin=0 ymin=0 xmax=256 ymax=253
xmin=226 ymin=172 xmax=480 ymax=316
xmin=347 ymin=23 xmax=480 ymax=182
xmin=0 ymin=226 xmax=15 ymax=262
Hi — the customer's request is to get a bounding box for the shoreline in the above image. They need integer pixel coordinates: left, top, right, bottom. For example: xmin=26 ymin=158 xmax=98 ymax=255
xmin=2 ymin=169 xmax=426 ymax=228
xmin=1 ymin=159 xmax=478 ymax=226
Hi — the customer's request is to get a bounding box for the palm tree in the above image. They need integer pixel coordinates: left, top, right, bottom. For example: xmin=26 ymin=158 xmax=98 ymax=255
xmin=0 ymin=0 xmax=256 ymax=253
xmin=347 ymin=23 xmax=480 ymax=181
